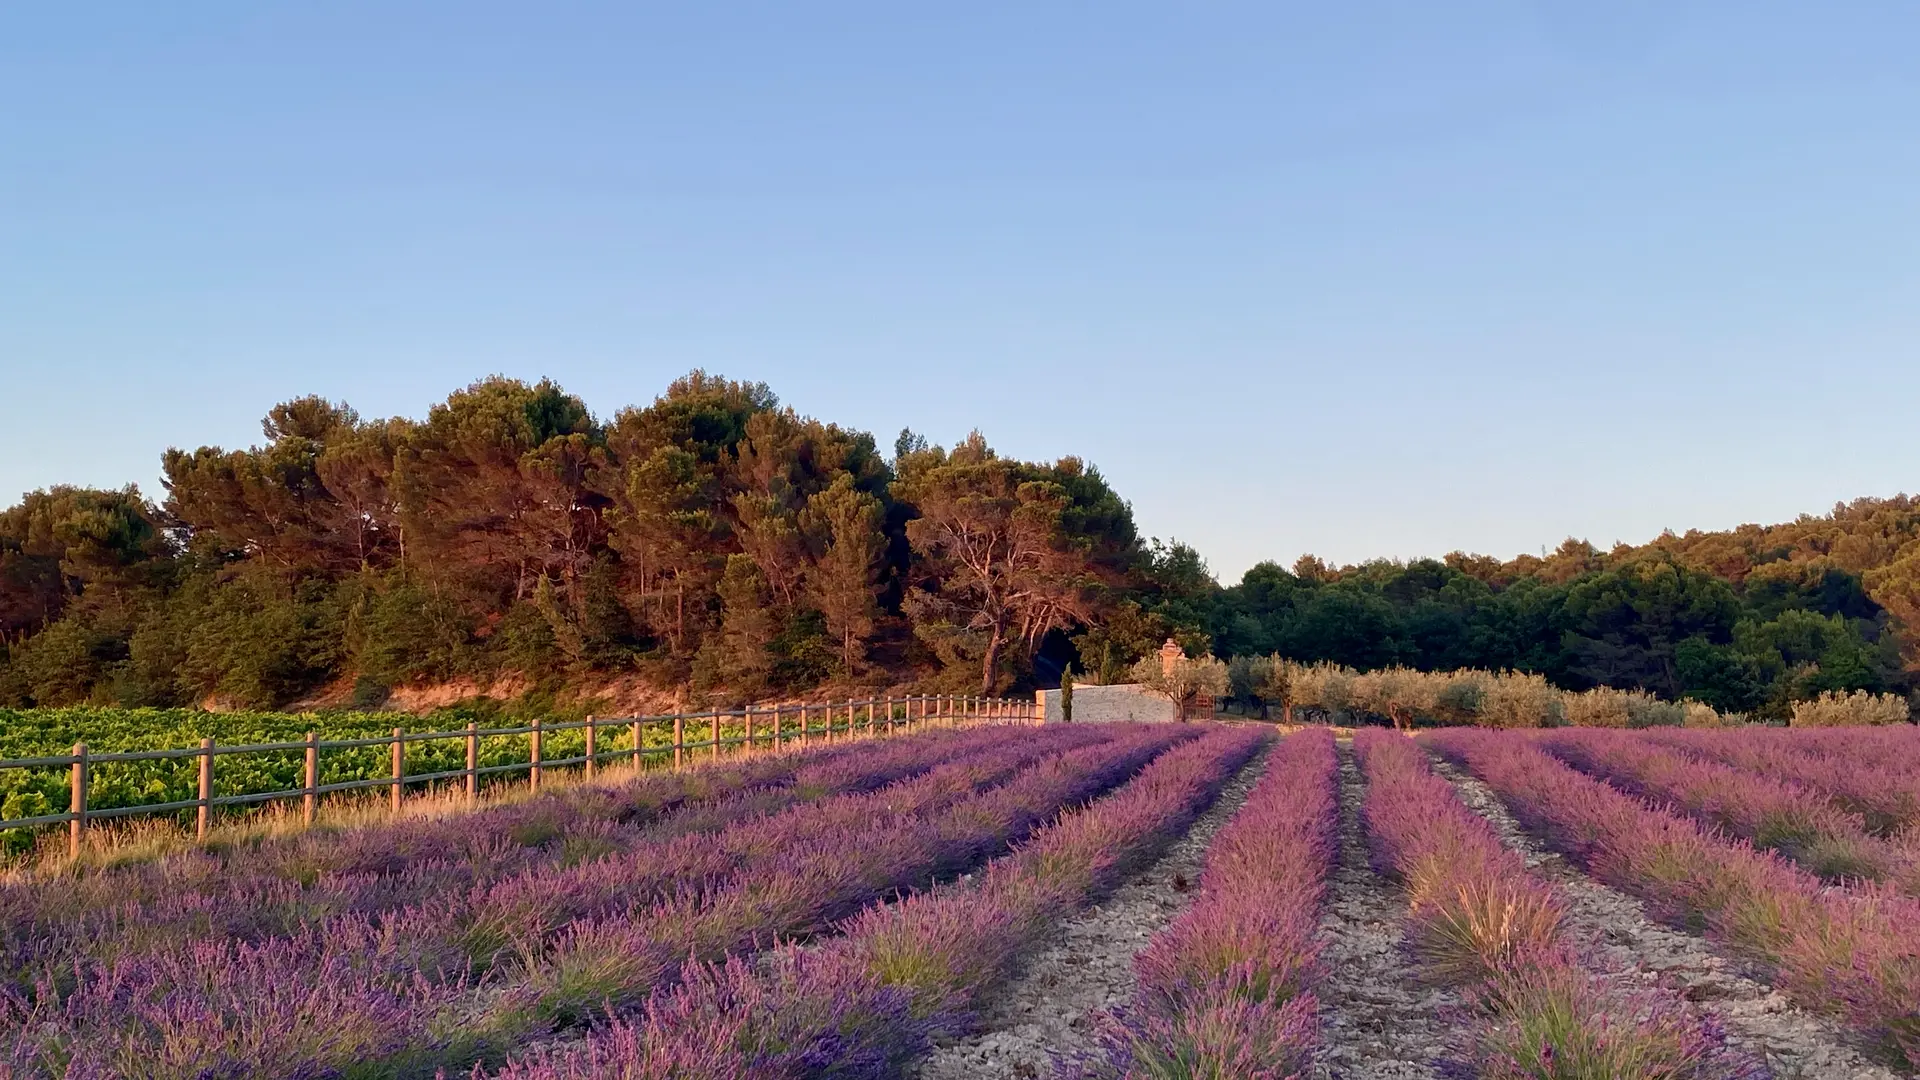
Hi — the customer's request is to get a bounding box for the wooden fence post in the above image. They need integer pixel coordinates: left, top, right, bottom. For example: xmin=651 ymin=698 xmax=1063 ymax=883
xmin=800 ymin=705 xmax=810 ymax=748
xmin=745 ymin=706 xmax=755 ymax=752
xmin=303 ymin=731 xmax=319 ymax=826
xmin=772 ymin=705 xmax=782 ymax=750
xmin=584 ymin=715 xmax=597 ymax=780
xmin=711 ymin=711 xmax=722 ymax=761
xmin=673 ymin=712 xmax=685 ymax=770
xmin=390 ymin=728 xmax=404 ymax=815
xmin=196 ymin=738 xmax=213 ymax=841
xmin=68 ymin=742 xmax=87 ymax=860
xmin=885 ymin=696 xmax=895 ymax=736
xmin=465 ymin=723 xmax=479 ymax=802
xmin=529 ymin=718 xmax=543 ymax=792
xmin=631 ymin=718 xmax=643 ymax=771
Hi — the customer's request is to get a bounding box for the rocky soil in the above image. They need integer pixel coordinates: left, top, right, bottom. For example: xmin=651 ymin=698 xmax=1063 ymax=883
xmin=1311 ymin=742 xmax=1467 ymax=1079
xmin=912 ymin=747 xmax=1272 ymax=1080
xmin=1435 ymin=757 xmax=1907 ymax=1080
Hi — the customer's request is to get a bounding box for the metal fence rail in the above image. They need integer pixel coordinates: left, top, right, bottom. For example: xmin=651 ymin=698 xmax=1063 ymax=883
xmin=3 ymin=693 xmax=1037 ymax=857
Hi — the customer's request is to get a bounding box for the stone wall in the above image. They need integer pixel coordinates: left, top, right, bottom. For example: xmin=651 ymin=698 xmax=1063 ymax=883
xmin=1033 ymin=683 xmax=1179 ymax=724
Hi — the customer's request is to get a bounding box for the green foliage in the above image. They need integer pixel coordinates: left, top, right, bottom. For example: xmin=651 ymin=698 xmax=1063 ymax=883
xmin=0 ymin=704 xmax=724 ymax=832
xmin=6 ymin=371 xmax=1920 ymax=721
xmin=1059 ymin=665 xmax=1073 ymax=723
xmin=348 ymin=676 xmax=390 ymax=710
xmin=1204 ymin=543 xmax=1915 ymax=720
xmin=1129 ymin=648 xmax=1229 ymax=720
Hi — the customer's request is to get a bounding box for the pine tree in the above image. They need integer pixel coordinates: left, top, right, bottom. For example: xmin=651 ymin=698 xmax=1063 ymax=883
xmin=803 ymin=476 xmax=886 ymax=674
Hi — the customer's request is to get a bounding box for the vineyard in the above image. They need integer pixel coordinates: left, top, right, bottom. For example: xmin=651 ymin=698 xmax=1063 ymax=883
xmin=0 ymin=719 xmax=1916 ymax=1078
xmin=0 ymin=698 xmax=999 ymax=854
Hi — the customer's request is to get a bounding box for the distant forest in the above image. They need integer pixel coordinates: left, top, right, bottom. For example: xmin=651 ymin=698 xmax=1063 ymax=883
xmin=3 ymin=371 xmax=1917 ymax=720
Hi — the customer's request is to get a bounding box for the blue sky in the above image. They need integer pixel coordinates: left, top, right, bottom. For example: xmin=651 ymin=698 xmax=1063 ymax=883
xmin=3 ymin=2 xmax=1916 ymax=581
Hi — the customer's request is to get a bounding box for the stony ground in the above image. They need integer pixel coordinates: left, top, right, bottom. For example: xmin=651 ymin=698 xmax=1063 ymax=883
xmin=912 ymin=747 xmax=1272 ymax=1080
xmin=912 ymin=737 xmax=1911 ymax=1080
xmin=1435 ymin=758 xmax=1906 ymax=1080
xmin=1311 ymin=742 xmax=1467 ymax=1079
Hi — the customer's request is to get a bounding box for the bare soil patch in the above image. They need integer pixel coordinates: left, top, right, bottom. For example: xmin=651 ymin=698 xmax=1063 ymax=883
xmin=1434 ymin=757 xmax=1906 ymax=1080
xmin=911 ymin=745 xmax=1272 ymax=1080
xmin=1312 ymin=741 xmax=1465 ymax=1080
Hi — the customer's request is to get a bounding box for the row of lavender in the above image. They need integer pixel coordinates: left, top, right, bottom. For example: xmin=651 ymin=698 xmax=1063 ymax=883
xmin=1635 ymin=725 xmax=1920 ymax=837
xmin=1428 ymin=728 xmax=1920 ymax=1070
xmin=1064 ymin=725 xmax=1339 ymax=1077
xmin=0 ymin=724 xmax=1109 ymax=979
xmin=1534 ymin=728 xmax=1920 ymax=892
xmin=1 ymin=723 xmax=1190 ymax=1077
xmin=487 ymin=725 xmax=1272 ymax=1078
xmin=1360 ymin=729 xmax=1758 ymax=1079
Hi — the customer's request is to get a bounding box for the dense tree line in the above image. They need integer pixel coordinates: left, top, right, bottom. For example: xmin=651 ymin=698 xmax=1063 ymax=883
xmin=5 ymin=371 xmax=1917 ymax=720
xmin=1193 ymin=501 xmax=1920 ymax=721
xmin=0 ymin=373 xmax=1153 ymax=709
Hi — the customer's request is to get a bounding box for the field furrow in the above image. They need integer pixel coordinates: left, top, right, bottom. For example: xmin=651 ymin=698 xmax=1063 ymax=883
xmin=1056 ymin=725 xmax=1337 ymax=1079
xmin=1312 ymin=738 xmax=1463 ymax=1080
xmin=1428 ymin=728 xmax=1920 ymax=1073
xmin=1359 ymin=730 xmax=1761 ymax=1080
xmin=480 ymin=726 xmax=1269 ymax=1079
xmin=1431 ymin=754 xmax=1903 ymax=1080
xmin=0 ymin=724 xmax=1098 ymax=983
xmin=1 ymin=725 xmax=1190 ymax=1078
xmin=911 ymin=735 xmax=1273 ymax=1078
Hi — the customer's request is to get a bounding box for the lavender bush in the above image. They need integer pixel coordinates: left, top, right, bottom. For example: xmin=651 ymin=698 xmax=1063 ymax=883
xmin=482 ymin=726 xmax=1270 ymax=1080
xmin=1359 ymin=730 xmax=1759 ymax=1080
xmin=1427 ymin=728 xmax=1920 ymax=1070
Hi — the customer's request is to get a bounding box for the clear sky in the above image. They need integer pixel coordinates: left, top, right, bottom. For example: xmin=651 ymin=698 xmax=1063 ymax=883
xmin=3 ymin=2 xmax=1916 ymax=582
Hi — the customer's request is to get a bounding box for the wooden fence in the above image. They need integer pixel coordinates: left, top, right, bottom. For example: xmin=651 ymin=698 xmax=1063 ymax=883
xmin=0 ymin=694 xmax=1038 ymax=858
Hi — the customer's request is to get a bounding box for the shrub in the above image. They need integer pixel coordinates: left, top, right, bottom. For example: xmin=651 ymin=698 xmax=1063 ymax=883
xmin=349 ymin=676 xmax=391 ymax=710
xmin=1790 ymin=690 xmax=1910 ymax=727
xmin=1434 ymin=672 xmax=1488 ymax=726
xmin=1562 ymin=686 xmax=1642 ymax=728
xmin=1288 ymin=661 xmax=1353 ymax=721
xmin=1682 ymin=701 xmax=1739 ymax=728
xmin=1480 ymin=671 xmax=1561 ymax=729
xmin=1626 ymin=697 xmax=1686 ymax=729
xmin=1225 ymin=655 xmax=1269 ymax=715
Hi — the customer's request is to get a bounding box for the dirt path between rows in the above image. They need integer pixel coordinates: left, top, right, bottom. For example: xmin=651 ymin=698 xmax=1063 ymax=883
xmin=1312 ymin=741 xmax=1466 ymax=1080
xmin=1432 ymin=757 xmax=1907 ymax=1080
xmin=911 ymin=745 xmax=1272 ymax=1080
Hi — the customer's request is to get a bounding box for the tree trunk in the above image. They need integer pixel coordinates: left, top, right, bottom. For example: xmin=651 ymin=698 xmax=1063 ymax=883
xmin=980 ymin=622 xmax=1006 ymax=696
xmin=674 ymin=583 xmax=685 ymax=655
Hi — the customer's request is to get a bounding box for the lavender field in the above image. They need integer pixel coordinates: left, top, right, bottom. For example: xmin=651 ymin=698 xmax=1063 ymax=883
xmin=0 ymin=720 xmax=1917 ymax=1079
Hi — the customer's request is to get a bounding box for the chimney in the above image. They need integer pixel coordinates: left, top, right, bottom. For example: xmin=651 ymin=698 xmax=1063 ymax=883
xmin=1158 ymin=638 xmax=1184 ymax=677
